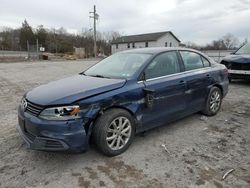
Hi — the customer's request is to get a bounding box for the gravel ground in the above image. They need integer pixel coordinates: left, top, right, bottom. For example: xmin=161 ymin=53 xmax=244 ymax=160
xmin=0 ymin=60 xmax=249 ymax=188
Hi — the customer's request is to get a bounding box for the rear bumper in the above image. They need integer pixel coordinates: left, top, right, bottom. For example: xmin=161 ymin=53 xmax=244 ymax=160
xmin=17 ymin=106 xmax=90 ymax=152
xmin=220 ymin=79 xmax=229 ymax=98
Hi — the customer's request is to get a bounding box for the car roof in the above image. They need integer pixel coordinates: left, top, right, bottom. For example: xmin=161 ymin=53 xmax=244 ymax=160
xmin=120 ymin=47 xmax=201 ymax=55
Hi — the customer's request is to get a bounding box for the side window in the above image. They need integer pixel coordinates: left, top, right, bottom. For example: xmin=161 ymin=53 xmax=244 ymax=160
xmin=145 ymin=51 xmax=180 ymax=80
xmin=201 ymin=56 xmax=210 ymax=67
xmin=180 ymin=51 xmax=204 ymax=71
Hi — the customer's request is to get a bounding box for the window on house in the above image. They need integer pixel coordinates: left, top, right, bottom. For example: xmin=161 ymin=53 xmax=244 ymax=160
xmin=170 ymin=42 xmax=172 ymax=47
xmin=132 ymin=43 xmax=135 ymax=48
xmin=165 ymin=42 xmax=168 ymax=47
xmin=145 ymin=42 xmax=148 ymax=47
xmin=127 ymin=43 xmax=130 ymax=48
xmin=116 ymin=44 xmax=118 ymax=49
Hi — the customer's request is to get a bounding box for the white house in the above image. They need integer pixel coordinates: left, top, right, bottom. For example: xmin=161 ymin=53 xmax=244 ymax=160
xmin=111 ymin=31 xmax=181 ymax=54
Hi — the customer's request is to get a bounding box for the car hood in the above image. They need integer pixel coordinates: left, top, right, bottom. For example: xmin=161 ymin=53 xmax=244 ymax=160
xmin=26 ymin=75 xmax=126 ymax=106
xmin=222 ymin=54 xmax=250 ymax=64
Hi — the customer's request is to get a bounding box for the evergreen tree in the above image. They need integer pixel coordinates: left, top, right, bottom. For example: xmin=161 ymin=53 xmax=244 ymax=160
xmin=19 ymin=19 xmax=35 ymax=50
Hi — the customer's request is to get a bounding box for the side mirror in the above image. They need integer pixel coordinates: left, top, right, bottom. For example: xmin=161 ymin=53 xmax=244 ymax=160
xmin=140 ymin=72 xmax=146 ymax=81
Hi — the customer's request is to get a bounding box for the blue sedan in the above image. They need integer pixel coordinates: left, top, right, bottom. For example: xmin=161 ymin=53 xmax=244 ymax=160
xmin=17 ymin=47 xmax=229 ymax=156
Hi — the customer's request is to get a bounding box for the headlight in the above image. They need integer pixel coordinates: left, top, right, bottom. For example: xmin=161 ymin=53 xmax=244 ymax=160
xmin=39 ymin=105 xmax=81 ymax=120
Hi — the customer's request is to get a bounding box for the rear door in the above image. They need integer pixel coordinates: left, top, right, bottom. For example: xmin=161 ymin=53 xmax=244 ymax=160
xmin=141 ymin=51 xmax=187 ymax=130
xmin=178 ymin=51 xmax=212 ymax=112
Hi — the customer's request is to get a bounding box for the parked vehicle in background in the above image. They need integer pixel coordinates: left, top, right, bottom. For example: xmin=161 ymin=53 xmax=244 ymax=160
xmin=221 ymin=43 xmax=250 ymax=81
xmin=17 ymin=47 xmax=229 ymax=156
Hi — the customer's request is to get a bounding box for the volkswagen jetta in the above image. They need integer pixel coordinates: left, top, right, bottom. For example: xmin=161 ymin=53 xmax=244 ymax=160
xmin=17 ymin=47 xmax=229 ymax=156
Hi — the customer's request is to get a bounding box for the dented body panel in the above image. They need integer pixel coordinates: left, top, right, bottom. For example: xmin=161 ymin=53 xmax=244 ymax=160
xmin=26 ymin=75 xmax=126 ymax=106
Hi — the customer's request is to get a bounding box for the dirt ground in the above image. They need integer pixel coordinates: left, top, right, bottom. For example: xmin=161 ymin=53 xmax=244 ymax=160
xmin=0 ymin=60 xmax=249 ymax=188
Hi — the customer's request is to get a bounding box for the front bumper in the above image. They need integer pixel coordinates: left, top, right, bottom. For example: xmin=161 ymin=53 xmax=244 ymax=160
xmin=17 ymin=106 xmax=90 ymax=152
xmin=228 ymin=69 xmax=250 ymax=80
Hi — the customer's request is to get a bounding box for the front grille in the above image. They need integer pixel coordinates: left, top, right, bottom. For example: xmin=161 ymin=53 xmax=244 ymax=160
xmin=44 ymin=140 xmax=65 ymax=149
xmin=37 ymin=138 xmax=66 ymax=150
xmin=241 ymin=63 xmax=250 ymax=70
xmin=222 ymin=61 xmax=250 ymax=70
xmin=26 ymin=100 xmax=44 ymax=116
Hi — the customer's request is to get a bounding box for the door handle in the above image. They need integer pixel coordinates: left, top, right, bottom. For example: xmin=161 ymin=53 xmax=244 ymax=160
xmin=206 ymin=74 xmax=212 ymax=80
xmin=179 ymin=80 xmax=186 ymax=84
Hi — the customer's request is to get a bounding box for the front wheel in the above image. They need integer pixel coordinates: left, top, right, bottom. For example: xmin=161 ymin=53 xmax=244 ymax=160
xmin=202 ymin=86 xmax=222 ymax=116
xmin=92 ymin=109 xmax=135 ymax=156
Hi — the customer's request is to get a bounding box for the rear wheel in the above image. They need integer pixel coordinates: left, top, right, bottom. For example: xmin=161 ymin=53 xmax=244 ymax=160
xmin=202 ymin=86 xmax=222 ymax=116
xmin=92 ymin=109 xmax=135 ymax=156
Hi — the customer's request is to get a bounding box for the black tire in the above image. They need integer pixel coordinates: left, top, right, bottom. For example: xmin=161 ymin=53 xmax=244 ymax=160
xmin=202 ymin=86 xmax=222 ymax=116
xmin=92 ymin=108 xmax=135 ymax=156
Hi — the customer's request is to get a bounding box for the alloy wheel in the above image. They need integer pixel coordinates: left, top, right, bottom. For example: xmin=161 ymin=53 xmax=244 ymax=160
xmin=106 ymin=116 xmax=132 ymax=150
xmin=209 ymin=90 xmax=221 ymax=113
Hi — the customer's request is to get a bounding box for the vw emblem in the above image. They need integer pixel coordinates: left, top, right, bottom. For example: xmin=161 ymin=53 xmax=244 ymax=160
xmin=21 ymin=98 xmax=28 ymax=110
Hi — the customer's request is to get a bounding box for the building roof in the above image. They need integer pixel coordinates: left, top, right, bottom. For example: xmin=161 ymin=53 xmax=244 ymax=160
xmin=111 ymin=31 xmax=181 ymax=44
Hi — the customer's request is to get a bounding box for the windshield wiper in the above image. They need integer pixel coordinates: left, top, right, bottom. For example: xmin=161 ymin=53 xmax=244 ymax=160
xmin=89 ymin=74 xmax=111 ymax=79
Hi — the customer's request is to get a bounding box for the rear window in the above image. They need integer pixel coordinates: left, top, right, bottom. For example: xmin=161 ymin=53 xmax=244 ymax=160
xmin=180 ymin=51 xmax=204 ymax=71
xmin=201 ymin=56 xmax=210 ymax=67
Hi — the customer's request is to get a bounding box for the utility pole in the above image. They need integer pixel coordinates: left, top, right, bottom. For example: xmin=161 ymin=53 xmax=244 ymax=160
xmin=90 ymin=5 xmax=99 ymax=57
xmin=26 ymin=40 xmax=30 ymax=59
xmin=36 ymin=38 xmax=39 ymax=59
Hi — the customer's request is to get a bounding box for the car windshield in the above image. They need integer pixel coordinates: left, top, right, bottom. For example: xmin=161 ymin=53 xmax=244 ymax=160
xmin=84 ymin=53 xmax=152 ymax=79
xmin=235 ymin=43 xmax=250 ymax=55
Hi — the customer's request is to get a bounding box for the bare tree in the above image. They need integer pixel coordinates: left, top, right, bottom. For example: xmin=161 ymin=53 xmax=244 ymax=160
xmin=110 ymin=31 xmax=121 ymax=41
xmin=184 ymin=41 xmax=200 ymax=50
xmin=241 ymin=37 xmax=248 ymax=46
xmin=221 ymin=33 xmax=239 ymax=50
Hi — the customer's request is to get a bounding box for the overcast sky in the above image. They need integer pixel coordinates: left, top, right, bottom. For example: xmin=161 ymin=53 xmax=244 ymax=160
xmin=0 ymin=0 xmax=250 ymax=45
